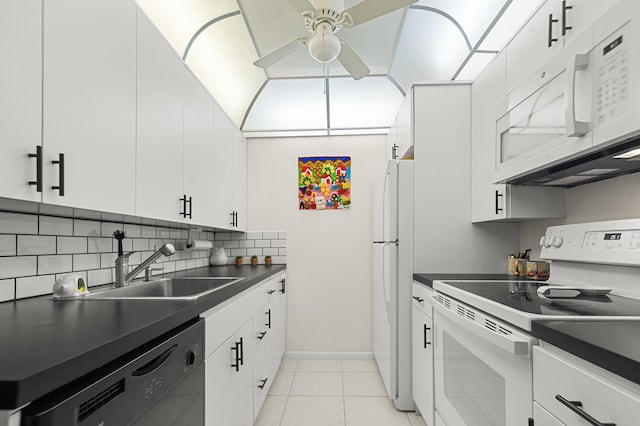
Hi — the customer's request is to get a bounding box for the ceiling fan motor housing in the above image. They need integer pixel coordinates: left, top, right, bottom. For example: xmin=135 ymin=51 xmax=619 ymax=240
xmin=305 ymin=0 xmax=345 ymax=33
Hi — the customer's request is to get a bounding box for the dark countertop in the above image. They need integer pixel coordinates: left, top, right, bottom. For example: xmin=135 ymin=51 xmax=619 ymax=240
xmin=0 ymin=265 xmax=285 ymax=409
xmin=413 ymin=273 xmax=521 ymax=287
xmin=531 ymin=320 xmax=640 ymax=387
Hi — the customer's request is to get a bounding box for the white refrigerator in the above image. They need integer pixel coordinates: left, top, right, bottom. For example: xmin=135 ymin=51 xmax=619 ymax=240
xmin=372 ymin=159 xmax=414 ymax=411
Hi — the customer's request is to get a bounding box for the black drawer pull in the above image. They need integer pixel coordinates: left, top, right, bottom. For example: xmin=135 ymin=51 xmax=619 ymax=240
xmin=267 ymin=289 xmax=276 ymax=295
xmin=423 ymin=324 xmax=431 ymax=348
xmin=257 ymin=331 xmax=267 ymax=340
xmin=231 ymin=341 xmax=240 ymax=371
xmin=28 ymin=145 xmax=43 ymax=192
xmin=258 ymin=378 xmax=269 ymax=389
xmin=266 ymin=309 xmax=271 ymax=329
xmin=52 ymin=153 xmax=65 ymax=196
xmin=548 ymin=14 xmax=559 ymax=47
xmin=561 ymin=1 xmax=573 ymax=36
xmin=280 ymin=278 xmax=286 ymax=294
xmin=555 ymin=394 xmax=616 ymax=426
xmin=494 ymin=190 xmax=503 ymax=214
xmin=412 ymin=296 xmax=424 ymax=303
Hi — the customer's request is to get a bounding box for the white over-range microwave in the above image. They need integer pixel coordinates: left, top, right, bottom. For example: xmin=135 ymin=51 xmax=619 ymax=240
xmin=495 ymin=0 xmax=640 ymax=187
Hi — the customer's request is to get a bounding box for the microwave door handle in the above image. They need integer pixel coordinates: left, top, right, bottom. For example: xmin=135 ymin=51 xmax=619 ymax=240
xmin=565 ymin=53 xmax=589 ymax=137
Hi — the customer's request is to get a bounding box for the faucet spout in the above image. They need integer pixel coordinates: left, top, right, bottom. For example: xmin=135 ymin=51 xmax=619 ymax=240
xmin=114 ymin=243 xmax=175 ymax=287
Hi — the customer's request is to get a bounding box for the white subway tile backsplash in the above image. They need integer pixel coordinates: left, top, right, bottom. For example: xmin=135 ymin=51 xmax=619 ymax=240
xmin=88 ymin=237 xmax=113 ymax=253
xmin=279 ymin=248 xmax=287 ymax=256
xmin=175 ymin=260 xmax=187 ymax=271
xmin=163 ymin=262 xmax=176 ymax=273
xmin=216 ymin=232 xmax=231 ymax=241
xmin=278 ymin=231 xmax=287 ymax=239
xmin=0 ymin=212 xmax=38 ymax=235
xmin=101 ymin=222 xmax=124 ymax=238
xmin=271 ymin=239 xmax=286 ymax=248
xmin=231 ymin=233 xmax=246 ymax=240
xmin=17 ymin=235 xmax=56 ymax=256
xmin=38 ymin=255 xmax=72 ymax=275
xmin=112 ymin=238 xmax=133 ymax=253
xmin=245 ymin=232 xmax=262 ymax=240
xmin=73 ymin=254 xmax=101 ymax=271
xmin=0 ymin=279 xmax=15 ymax=302
xmin=263 ymin=248 xmax=279 ymax=256
xmin=141 ymin=225 xmax=156 ymax=238
xmin=238 ymin=240 xmax=255 ymax=248
xmin=246 ymin=248 xmax=262 ymax=256
xmin=132 ymin=239 xmax=149 ymax=251
xmin=170 ymin=229 xmax=183 ymax=239
xmin=157 ymin=228 xmax=171 ymax=239
xmin=74 ymin=219 xmax=101 ymax=237
xmin=38 ymin=204 xmax=73 ymax=218
xmin=57 ymin=237 xmax=87 ymax=254
xmin=16 ymin=274 xmax=56 ymax=299
xmin=255 ymin=240 xmax=271 ymax=248
xmin=230 ymin=248 xmax=247 ymax=257
xmin=0 ymin=235 xmax=16 ymax=256
xmin=87 ymin=268 xmax=113 ymax=287
xmin=123 ymin=223 xmax=142 ymax=238
xmin=223 ymin=240 xmax=239 ymax=249
xmin=0 ymin=256 xmax=37 ymax=279
xmin=39 ymin=216 xmax=73 ymax=236
xmin=271 ymin=256 xmax=286 ymax=264
xmin=262 ymin=231 xmax=279 ymax=239
xmin=102 ymin=212 xmax=124 ymax=223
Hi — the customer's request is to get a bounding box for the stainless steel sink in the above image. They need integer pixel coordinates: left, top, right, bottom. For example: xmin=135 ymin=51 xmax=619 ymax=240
xmin=76 ymin=277 xmax=244 ymax=300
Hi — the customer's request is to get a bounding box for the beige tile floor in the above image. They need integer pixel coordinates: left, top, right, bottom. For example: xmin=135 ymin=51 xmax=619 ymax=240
xmin=254 ymin=359 xmax=429 ymax=426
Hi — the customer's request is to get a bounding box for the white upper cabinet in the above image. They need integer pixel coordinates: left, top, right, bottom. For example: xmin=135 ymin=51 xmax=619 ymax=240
xmin=183 ymin=71 xmax=215 ymax=226
xmin=42 ymin=0 xmax=137 ymax=214
xmin=0 ymin=0 xmax=42 ymax=203
xmin=388 ymin=90 xmax=414 ymax=160
xmin=232 ymin=127 xmax=247 ymax=232
xmin=136 ymin=11 xmax=185 ymax=223
xmin=212 ymin=102 xmax=235 ymax=229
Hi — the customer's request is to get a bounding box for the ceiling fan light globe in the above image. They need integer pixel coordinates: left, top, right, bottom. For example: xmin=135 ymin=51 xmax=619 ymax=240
xmin=307 ymin=25 xmax=341 ymax=63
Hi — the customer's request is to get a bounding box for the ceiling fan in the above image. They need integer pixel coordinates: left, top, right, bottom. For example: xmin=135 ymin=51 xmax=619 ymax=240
xmin=253 ymin=0 xmax=417 ymax=79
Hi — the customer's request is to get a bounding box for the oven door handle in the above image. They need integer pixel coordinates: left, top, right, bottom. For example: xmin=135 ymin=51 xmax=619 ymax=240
xmin=432 ymin=295 xmax=533 ymax=356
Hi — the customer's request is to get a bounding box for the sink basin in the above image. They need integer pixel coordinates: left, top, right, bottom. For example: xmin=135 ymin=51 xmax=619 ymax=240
xmin=72 ymin=277 xmax=244 ymax=301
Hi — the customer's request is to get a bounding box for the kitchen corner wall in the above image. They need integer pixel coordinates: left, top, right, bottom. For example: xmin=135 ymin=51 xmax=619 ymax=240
xmin=246 ymin=135 xmax=387 ymax=354
xmin=521 ymin=172 xmax=640 ymax=259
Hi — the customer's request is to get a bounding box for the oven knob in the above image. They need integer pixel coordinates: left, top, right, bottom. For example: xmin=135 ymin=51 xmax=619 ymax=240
xmin=551 ymin=236 xmax=563 ymax=248
xmin=186 ymin=350 xmax=196 ymax=366
xmin=543 ymin=237 xmax=552 ymax=248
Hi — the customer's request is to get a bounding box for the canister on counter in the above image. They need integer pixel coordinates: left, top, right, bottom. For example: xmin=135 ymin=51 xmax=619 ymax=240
xmin=526 ymin=261 xmax=550 ymax=280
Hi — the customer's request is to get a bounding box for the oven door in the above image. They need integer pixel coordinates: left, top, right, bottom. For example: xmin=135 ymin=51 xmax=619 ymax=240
xmin=432 ymin=294 xmax=535 ymax=426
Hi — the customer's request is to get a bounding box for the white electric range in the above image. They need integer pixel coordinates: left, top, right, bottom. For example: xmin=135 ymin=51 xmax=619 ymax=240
xmin=430 ymin=219 xmax=640 ymax=426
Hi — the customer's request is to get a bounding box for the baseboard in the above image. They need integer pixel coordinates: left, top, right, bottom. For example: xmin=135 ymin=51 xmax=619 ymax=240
xmin=284 ymin=351 xmax=374 ymax=360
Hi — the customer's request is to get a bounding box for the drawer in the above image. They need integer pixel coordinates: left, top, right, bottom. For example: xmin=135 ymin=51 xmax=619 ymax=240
xmin=533 ymin=402 xmax=563 ymax=426
xmin=533 ymin=345 xmax=640 ymax=425
xmin=252 ymin=303 xmax=272 ymax=362
xmin=412 ymin=282 xmax=433 ymax=317
xmin=253 ymin=352 xmax=273 ymax=420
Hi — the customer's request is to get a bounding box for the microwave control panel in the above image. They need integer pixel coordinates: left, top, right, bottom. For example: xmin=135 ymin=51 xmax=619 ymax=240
xmin=594 ymin=23 xmax=630 ymax=125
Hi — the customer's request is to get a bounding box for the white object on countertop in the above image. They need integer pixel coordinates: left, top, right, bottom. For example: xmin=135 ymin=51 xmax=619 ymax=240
xmin=536 ymin=285 xmax=612 ymax=298
xmin=52 ymin=275 xmax=89 ymax=298
xmin=209 ymin=247 xmax=228 ymax=266
xmin=184 ymin=239 xmax=213 ymax=251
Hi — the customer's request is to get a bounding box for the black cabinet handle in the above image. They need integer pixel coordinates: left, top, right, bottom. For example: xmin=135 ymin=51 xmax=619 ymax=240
xmin=280 ymin=278 xmax=286 ymax=294
xmin=412 ymin=296 xmax=424 ymax=303
xmin=267 ymin=289 xmax=276 ymax=295
xmin=561 ymin=1 xmax=572 ymax=36
xmin=231 ymin=341 xmax=240 ymax=372
xmin=258 ymin=378 xmax=269 ymax=389
xmin=180 ymin=195 xmax=192 ymax=218
xmin=391 ymin=143 xmax=398 ymax=160
xmin=548 ymin=14 xmax=559 ymax=47
xmin=187 ymin=196 xmax=192 ymax=219
xmin=51 ymin=153 xmax=65 ymax=196
xmin=257 ymin=331 xmax=267 ymax=340
xmin=495 ymin=190 xmax=503 ymax=215
xmin=234 ymin=211 xmax=238 ymax=227
xmin=266 ymin=309 xmax=271 ymax=329
xmin=238 ymin=337 xmax=244 ymax=366
xmin=555 ymin=394 xmax=616 ymax=426
xmin=28 ymin=146 xmax=43 ymax=193
xmin=423 ymin=324 xmax=431 ymax=348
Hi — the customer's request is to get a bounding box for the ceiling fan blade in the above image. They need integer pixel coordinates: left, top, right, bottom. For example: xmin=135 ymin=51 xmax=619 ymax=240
xmin=342 ymin=0 xmax=417 ymax=27
xmin=337 ymin=40 xmax=370 ymax=80
xmin=254 ymin=37 xmax=307 ymax=68
xmin=284 ymin=0 xmax=315 ymax=15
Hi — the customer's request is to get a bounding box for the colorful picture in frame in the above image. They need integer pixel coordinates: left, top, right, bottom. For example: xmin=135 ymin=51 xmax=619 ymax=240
xmin=298 ymin=156 xmax=351 ymax=210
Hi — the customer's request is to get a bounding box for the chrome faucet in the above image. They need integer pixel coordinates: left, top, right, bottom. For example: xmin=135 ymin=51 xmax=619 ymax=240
xmin=114 ymin=243 xmax=175 ymax=288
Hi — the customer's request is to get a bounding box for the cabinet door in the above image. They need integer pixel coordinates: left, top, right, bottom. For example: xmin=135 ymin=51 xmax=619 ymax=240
xmin=205 ymin=334 xmax=236 ymax=426
xmin=136 ymin=12 xmax=184 ymax=222
xmin=412 ymin=306 xmax=433 ymax=425
xmin=212 ymin=102 xmax=234 ymax=229
xmin=233 ymin=319 xmax=254 ymax=426
xmin=506 ymin=0 xmax=563 ymax=93
xmin=183 ymin=72 xmax=214 ymax=226
xmin=0 ymin=0 xmax=42 ymax=202
xmin=232 ymin=127 xmax=247 ymax=231
xmin=562 ymin=0 xmax=615 ymax=46
xmin=42 ymin=0 xmax=136 ymax=214
xmin=396 ymin=89 xmax=413 ymax=159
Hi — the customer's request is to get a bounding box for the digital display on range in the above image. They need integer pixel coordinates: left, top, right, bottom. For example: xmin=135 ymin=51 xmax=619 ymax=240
xmin=604 ymin=232 xmax=622 ymax=240
xmin=604 ymin=35 xmax=623 ymax=55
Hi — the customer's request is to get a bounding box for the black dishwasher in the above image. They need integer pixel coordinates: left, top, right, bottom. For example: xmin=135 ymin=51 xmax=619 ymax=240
xmin=21 ymin=319 xmax=204 ymax=426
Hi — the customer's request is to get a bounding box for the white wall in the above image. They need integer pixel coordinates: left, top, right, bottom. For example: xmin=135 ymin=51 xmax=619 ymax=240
xmin=521 ymin=172 xmax=640 ymax=259
xmin=246 ymin=135 xmax=387 ymax=353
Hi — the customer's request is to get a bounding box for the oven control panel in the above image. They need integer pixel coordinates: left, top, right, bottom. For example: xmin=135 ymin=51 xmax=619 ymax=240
xmin=541 ymin=219 xmax=640 ymax=266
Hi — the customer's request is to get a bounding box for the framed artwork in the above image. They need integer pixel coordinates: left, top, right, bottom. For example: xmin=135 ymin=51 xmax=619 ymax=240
xmin=298 ymin=156 xmax=351 ymax=210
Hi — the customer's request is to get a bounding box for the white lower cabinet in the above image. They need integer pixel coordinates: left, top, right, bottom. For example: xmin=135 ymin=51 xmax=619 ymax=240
xmin=202 ymin=272 xmax=286 ymax=425
xmin=412 ymin=283 xmax=434 ymax=426
xmin=533 ymin=344 xmax=640 ymax=425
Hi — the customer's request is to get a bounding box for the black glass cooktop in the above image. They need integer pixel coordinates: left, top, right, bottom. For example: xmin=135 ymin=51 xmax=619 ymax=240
xmin=441 ymin=281 xmax=640 ymax=316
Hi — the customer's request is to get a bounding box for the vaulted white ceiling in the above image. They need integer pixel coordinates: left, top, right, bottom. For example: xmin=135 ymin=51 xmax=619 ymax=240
xmin=135 ymin=0 xmax=542 ymax=137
